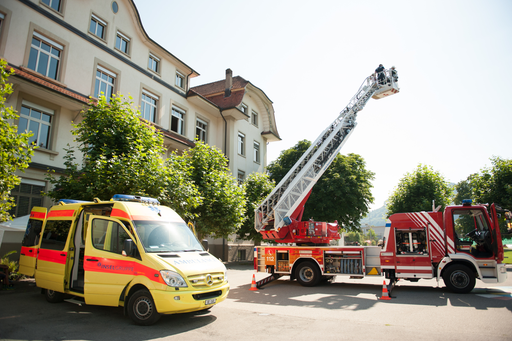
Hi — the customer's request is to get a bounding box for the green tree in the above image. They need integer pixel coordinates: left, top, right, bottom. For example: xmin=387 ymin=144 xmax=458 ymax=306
xmin=266 ymin=140 xmax=375 ymax=230
xmin=364 ymin=228 xmax=378 ymax=246
xmin=181 ymin=141 xmax=246 ymax=239
xmin=47 ymin=94 xmax=167 ymax=201
xmin=159 ymin=152 xmax=202 ymax=221
xmin=237 ymin=173 xmax=275 ymax=244
xmin=466 ymin=157 xmax=512 ymax=234
xmin=0 ymin=60 xmax=35 ymax=221
xmin=453 ymin=174 xmax=478 ymax=205
xmin=386 ymin=164 xmax=453 ymax=216
xmin=267 ymin=139 xmax=310 ymax=183
xmin=344 ymin=231 xmax=362 ymax=245
xmin=471 ymin=157 xmax=512 ymax=209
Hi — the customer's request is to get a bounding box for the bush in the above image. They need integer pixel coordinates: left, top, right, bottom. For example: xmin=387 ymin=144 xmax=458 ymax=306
xmin=1 ymin=251 xmax=23 ymax=281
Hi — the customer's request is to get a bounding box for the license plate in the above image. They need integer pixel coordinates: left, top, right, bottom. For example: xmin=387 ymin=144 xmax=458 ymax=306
xmin=205 ymin=298 xmax=216 ymax=305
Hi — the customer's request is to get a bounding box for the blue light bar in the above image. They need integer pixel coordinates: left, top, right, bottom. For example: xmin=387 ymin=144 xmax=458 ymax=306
xmin=112 ymin=194 xmax=160 ymax=205
xmin=57 ymin=199 xmax=88 ymax=204
xmin=462 ymin=199 xmax=472 ymax=206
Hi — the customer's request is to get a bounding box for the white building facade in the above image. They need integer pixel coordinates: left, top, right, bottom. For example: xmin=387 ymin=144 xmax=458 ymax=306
xmin=0 ymin=0 xmax=280 ymax=260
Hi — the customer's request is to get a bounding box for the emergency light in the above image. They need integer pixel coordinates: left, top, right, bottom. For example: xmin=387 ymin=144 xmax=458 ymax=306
xmin=112 ymin=194 xmax=160 ymax=205
xmin=57 ymin=199 xmax=88 ymax=204
xmin=462 ymin=199 xmax=472 ymax=206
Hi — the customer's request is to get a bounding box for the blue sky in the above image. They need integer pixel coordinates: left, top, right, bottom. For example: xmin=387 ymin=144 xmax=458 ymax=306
xmin=134 ymin=0 xmax=512 ymax=210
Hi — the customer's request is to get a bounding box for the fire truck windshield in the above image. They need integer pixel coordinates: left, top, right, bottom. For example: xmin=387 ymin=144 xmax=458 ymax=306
xmin=133 ymin=220 xmax=203 ymax=253
xmin=453 ymin=209 xmax=489 ymax=240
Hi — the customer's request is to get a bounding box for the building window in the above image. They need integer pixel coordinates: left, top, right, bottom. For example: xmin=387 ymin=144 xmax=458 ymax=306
xmin=0 ymin=13 xmax=4 ymax=35
xmin=27 ymin=32 xmax=62 ymax=80
xmin=41 ymin=0 xmax=61 ymax=12
xmin=238 ymin=132 xmax=245 ymax=156
xmin=175 ymin=71 xmax=185 ymax=89
xmin=171 ymin=106 xmax=185 ymax=135
xmin=94 ymin=66 xmax=116 ymax=102
xmin=8 ymin=181 xmax=45 ymax=218
xmin=196 ymin=118 xmax=207 ymax=142
xmin=241 ymin=103 xmax=248 ymax=115
xmin=237 ymin=249 xmax=246 ymax=260
xmin=148 ymin=53 xmax=159 ymax=73
xmin=251 ymin=110 xmax=258 ymax=127
xmin=237 ymin=170 xmax=245 ymax=184
xmin=140 ymin=90 xmax=158 ymax=123
xmin=254 ymin=141 xmax=260 ymax=163
xmin=89 ymin=14 xmax=107 ymax=40
xmin=18 ymin=103 xmax=53 ymax=149
xmin=115 ymin=31 xmax=130 ymax=55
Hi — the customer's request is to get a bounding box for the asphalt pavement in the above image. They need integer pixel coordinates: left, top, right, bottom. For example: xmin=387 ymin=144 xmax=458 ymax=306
xmin=1 ymin=263 xmax=511 ymax=340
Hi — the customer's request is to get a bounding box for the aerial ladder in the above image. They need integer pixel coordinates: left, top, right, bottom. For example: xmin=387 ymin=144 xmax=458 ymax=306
xmin=255 ymin=67 xmax=399 ymax=245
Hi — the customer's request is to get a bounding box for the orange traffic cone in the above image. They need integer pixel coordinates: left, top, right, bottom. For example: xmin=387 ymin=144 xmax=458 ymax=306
xmin=380 ymin=280 xmax=391 ymax=300
xmin=249 ymin=274 xmax=258 ymax=291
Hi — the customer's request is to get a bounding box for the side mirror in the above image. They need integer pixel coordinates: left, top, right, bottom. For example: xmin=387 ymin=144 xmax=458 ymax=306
xmin=122 ymin=239 xmax=137 ymax=257
xmin=201 ymin=239 xmax=209 ymax=252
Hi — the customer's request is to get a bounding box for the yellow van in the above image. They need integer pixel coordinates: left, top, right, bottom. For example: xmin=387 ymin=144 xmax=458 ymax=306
xmin=19 ymin=194 xmax=229 ymax=325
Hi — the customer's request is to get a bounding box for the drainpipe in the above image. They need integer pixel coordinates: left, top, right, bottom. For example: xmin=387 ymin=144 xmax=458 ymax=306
xmin=221 ymin=68 xmax=233 ymax=163
xmin=220 ymin=110 xmax=228 ymax=164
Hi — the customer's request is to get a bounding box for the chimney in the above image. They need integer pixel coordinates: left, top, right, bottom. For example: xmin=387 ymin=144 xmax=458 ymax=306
xmin=225 ymin=68 xmax=232 ymax=97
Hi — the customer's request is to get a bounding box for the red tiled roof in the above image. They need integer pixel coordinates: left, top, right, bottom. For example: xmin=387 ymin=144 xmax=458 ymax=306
xmin=190 ymin=76 xmax=249 ymax=110
xmin=8 ymin=65 xmax=90 ymax=104
xmin=191 ymin=76 xmax=249 ymax=97
xmin=157 ymin=126 xmax=195 ymax=147
xmin=201 ymin=90 xmax=246 ymax=110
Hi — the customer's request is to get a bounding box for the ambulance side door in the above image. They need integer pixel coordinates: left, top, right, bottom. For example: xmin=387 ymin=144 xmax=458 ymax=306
xmin=84 ymin=216 xmax=138 ymax=307
xmin=35 ymin=218 xmax=73 ymax=292
xmin=19 ymin=207 xmax=47 ymax=276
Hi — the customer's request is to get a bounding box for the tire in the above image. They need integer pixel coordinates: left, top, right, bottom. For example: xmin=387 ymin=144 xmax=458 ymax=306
xmin=45 ymin=289 xmax=65 ymax=303
xmin=295 ymin=261 xmax=321 ymax=287
xmin=442 ymin=264 xmax=476 ymax=293
xmin=127 ymin=289 xmax=161 ymax=326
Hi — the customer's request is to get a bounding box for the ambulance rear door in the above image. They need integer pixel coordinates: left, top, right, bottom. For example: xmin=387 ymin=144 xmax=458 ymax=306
xmin=19 ymin=207 xmax=47 ymax=276
xmin=83 ymin=216 xmax=139 ymax=306
xmin=35 ymin=209 xmax=75 ymax=292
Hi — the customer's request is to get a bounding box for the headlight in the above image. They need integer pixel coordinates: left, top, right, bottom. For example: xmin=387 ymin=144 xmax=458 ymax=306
xmin=160 ymin=270 xmax=187 ymax=287
xmin=224 ymin=270 xmax=228 ymax=282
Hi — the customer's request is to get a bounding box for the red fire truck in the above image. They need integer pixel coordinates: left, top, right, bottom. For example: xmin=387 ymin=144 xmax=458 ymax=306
xmin=253 ymin=68 xmax=507 ymax=293
xmin=254 ymin=200 xmax=507 ymax=293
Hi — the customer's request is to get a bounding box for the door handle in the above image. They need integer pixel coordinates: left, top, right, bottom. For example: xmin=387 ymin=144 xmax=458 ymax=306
xmin=86 ymin=258 xmax=99 ymax=262
xmin=60 ymin=253 xmax=66 ymax=256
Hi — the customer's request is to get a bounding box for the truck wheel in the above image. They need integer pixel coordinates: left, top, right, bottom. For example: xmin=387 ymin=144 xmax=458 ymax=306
xmin=45 ymin=289 xmax=65 ymax=303
xmin=442 ymin=264 xmax=475 ymax=293
xmin=296 ymin=261 xmax=321 ymax=287
xmin=127 ymin=289 xmax=161 ymax=326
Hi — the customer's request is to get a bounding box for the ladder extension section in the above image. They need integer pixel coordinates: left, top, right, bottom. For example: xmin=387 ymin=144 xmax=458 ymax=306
xmin=255 ymin=69 xmax=399 ymax=233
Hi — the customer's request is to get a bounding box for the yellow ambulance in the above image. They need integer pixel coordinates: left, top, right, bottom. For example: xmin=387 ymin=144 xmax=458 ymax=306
xmin=19 ymin=194 xmax=229 ymax=325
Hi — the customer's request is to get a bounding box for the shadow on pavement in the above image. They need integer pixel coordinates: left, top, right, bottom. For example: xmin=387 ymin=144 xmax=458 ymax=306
xmin=228 ymin=276 xmax=512 ymax=313
xmin=0 ymin=279 xmax=217 ymax=340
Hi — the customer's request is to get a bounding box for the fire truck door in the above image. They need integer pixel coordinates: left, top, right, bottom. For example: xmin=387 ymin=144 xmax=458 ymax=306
xmin=19 ymin=207 xmax=47 ymax=276
xmin=84 ymin=216 xmax=137 ymax=306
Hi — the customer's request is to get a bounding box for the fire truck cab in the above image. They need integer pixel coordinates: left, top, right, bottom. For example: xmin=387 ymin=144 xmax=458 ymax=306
xmin=381 ymin=200 xmax=506 ymax=293
xmin=19 ymin=195 xmax=229 ymax=325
